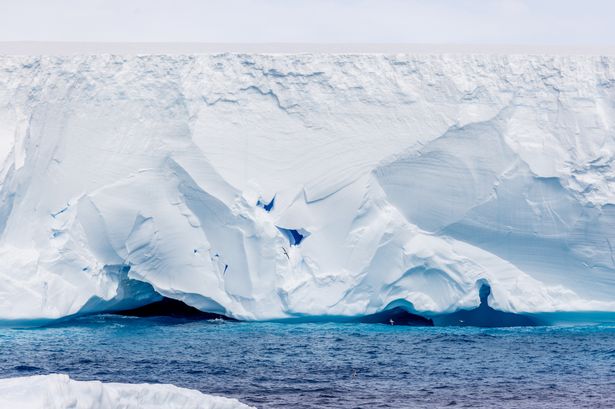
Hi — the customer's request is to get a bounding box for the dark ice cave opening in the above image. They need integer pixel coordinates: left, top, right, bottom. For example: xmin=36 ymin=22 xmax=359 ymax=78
xmin=112 ymin=298 xmax=236 ymax=321
xmin=433 ymin=283 xmax=541 ymax=327
xmin=358 ymin=307 xmax=434 ymax=326
xmin=267 ymin=307 xmax=434 ymax=326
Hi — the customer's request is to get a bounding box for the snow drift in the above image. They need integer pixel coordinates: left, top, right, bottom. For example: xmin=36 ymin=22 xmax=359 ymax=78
xmin=0 ymin=374 xmax=253 ymax=409
xmin=0 ymin=54 xmax=614 ymax=321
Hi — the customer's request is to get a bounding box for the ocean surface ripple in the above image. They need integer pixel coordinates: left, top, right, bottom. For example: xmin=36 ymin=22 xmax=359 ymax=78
xmin=0 ymin=316 xmax=614 ymax=408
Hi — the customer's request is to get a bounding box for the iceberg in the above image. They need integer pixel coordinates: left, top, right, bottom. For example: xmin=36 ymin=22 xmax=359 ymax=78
xmin=0 ymin=54 xmax=614 ymax=322
xmin=0 ymin=374 xmax=253 ymax=409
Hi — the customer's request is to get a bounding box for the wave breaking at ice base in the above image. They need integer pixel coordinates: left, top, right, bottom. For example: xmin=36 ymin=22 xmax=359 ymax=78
xmin=0 ymin=54 xmax=614 ymax=321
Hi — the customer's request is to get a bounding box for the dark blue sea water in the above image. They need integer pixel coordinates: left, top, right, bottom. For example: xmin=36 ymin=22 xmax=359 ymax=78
xmin=0 ymin=316 xmax=614 ymax=408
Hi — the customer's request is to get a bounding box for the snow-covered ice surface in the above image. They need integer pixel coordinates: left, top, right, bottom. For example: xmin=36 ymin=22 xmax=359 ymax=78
xmin=0 ymin=374 xmax=253 ymax=409
xmin=0 ymin=53 xmax=614 ymax=321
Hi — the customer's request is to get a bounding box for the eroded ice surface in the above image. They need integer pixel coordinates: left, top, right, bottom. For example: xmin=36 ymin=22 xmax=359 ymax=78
xmin=0 ymin=374 xmax=253 ymax=409
xmin=0 ymin=54 xmax=614 ymax=321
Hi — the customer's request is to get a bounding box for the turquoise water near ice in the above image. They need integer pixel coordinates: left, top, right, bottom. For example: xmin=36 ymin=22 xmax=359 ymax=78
xmin=0 ymin=316 xmax=614 ymax=408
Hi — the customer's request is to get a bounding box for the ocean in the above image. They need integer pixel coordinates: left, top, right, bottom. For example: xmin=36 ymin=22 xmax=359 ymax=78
xmin=1 ymin=316 xmax=613 ymax=408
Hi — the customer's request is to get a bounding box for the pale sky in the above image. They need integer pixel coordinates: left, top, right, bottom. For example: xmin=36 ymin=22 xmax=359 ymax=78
xmin=0 ymin=0 xmax=614 ymax=45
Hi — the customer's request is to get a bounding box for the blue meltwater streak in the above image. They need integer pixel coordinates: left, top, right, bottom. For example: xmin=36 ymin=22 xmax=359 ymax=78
xmin=0 ymin=317 xmax=613 ymax=408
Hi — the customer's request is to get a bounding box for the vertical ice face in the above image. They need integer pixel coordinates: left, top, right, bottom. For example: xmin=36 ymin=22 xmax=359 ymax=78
xmin=0 ymin=54 xmax=613 ymax=321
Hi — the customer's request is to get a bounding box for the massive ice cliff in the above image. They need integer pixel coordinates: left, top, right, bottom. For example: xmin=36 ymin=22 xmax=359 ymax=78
xmin=0 ymin=53 xmax=614 ymax=321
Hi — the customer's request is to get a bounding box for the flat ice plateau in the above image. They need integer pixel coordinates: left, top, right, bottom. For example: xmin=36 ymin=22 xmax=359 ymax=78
xmin=0 ymin=53 xmax=614 ymax=321
xmin=0 ymin=374 xmax=253 ymax=409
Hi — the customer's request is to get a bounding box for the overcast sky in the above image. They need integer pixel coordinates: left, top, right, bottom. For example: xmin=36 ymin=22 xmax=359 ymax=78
xmin=0 ymin=0 xmax=614 ymax=45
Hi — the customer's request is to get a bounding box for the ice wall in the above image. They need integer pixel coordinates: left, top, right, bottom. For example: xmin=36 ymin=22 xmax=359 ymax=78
xmin=0 ymin=54 xmax=614 ymax=320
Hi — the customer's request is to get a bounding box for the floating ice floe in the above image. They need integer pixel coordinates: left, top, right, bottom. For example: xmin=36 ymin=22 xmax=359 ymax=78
xmin=0 ymin=374 xmax=254 ymax=409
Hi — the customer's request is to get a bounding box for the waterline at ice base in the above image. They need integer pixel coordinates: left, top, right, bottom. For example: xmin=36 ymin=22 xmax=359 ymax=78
xmin=0 ymin=54 xmax=614 ymax=327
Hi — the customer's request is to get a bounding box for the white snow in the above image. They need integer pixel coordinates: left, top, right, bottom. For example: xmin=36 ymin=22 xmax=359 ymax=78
xmin=0 ymin=53 xmax=614 ymax=321
xmin=0 ymin=374 xmax=254 ymax=409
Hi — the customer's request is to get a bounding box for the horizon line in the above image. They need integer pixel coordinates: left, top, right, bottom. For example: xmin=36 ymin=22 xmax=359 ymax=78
xmin=2 ymin=42 xmax=615 ymax=55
